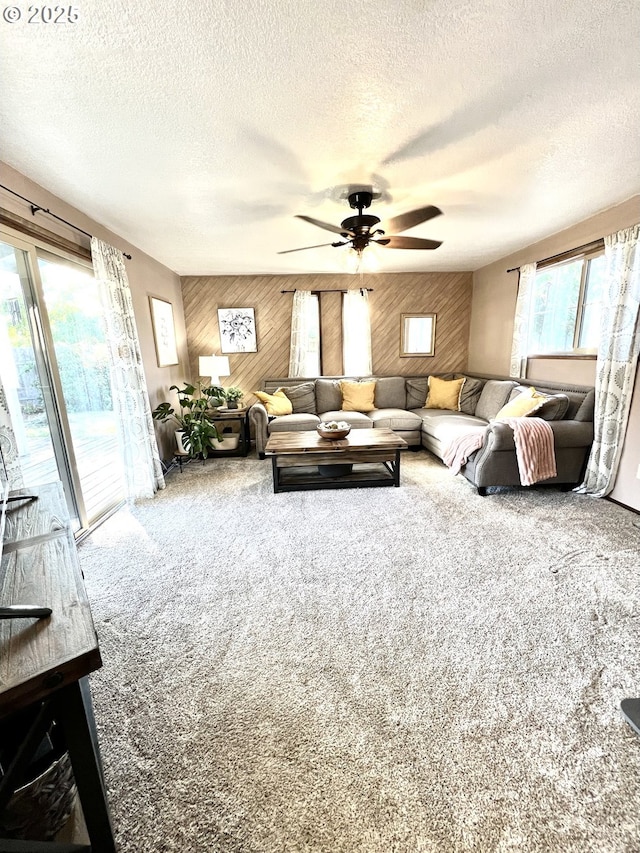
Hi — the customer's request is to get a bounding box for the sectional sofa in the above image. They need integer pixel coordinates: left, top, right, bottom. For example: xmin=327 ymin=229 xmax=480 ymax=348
xmin=249 ymin=374 xmax=595 ymax=494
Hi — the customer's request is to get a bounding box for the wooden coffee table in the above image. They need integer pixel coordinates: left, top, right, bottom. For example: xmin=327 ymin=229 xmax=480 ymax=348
xmin=264 ymin=428 xmax=407 ymax=493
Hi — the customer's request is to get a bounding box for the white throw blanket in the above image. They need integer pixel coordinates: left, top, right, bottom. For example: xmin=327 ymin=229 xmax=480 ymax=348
xmin=442 ymin=431 xmax=484 ymax=475
xmin=502 ymin=417 xmax=557 ymax=485
xmin=443 ymin=417 xmax=557 ymax=486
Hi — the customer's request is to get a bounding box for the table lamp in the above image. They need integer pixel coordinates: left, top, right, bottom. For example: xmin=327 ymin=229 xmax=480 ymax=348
xmin=198 ymin=354 xmax=230 ymax=385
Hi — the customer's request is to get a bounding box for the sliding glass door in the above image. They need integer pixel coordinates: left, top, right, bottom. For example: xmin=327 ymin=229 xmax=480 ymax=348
xmin=0 ymin=234 xmax=124 ymax=533
xmin=37 ymin=251 xmax=124 ymax=525
xmin=0 ymin=240 xmax=60 ymax=486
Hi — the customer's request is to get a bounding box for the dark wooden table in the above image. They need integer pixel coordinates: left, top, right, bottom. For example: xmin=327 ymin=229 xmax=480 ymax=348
xmin=264 ymin=428 xmax=407 ymax=492
xmin=0 ymin=484 xmax=115 ymax=852
xmin=208 ymin=406 xmax=251 ymax=456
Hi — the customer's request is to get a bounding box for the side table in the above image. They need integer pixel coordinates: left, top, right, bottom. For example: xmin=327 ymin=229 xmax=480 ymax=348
xmin=0 ymin=484 xmax=115 ymax=851
xmin=208 ymin=406 xmax=251 ymax=458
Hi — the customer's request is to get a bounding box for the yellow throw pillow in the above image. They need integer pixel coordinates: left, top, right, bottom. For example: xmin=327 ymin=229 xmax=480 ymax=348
xmin=340 ymin=380 xmax=376 ymax=412
xmin=425 ymin=376 xmax=466 ymax=411
xmin=254 ymin=390 xmax=293 ymax=416
xmin=494 ymin=387 xmax=546 ymax=420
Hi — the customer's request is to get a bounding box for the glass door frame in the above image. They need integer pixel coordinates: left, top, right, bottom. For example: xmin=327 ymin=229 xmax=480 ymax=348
xmin=1 ymin=225 xmax=92 ymax=532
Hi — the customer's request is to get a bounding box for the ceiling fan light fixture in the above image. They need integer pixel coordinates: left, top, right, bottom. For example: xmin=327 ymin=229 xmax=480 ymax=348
xmin=342 ymin=243 xmax=380 ymax=275
xmin=359 ymin=243 xmax=381 ymax=273
xmin=342 ymin=246 xmax=361 ymax=275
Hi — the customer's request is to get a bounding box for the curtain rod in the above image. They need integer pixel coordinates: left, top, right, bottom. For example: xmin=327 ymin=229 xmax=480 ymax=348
xmin=506 ymin=239 xmax=604 ymax=273
xmin=280 ymin=288 xmax=373 ymax=294
xmin=0 ymin=182 xmax=132 ymax=259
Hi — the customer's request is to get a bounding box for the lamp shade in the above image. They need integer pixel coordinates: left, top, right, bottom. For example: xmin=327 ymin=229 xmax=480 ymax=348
xmin=199 ymin=354 xmax=230 ymax=383
xmin=198 ymin=356 xmax=215 ymax=377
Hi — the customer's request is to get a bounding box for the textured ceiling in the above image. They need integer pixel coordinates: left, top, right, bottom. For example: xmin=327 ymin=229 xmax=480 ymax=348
xmin=1 ymin=0 xmax=639 ymax=275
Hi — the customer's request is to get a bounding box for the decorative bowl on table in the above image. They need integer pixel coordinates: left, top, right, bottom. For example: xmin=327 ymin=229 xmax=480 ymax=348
xmin=317 ymin=421 xmax=351 ymax=440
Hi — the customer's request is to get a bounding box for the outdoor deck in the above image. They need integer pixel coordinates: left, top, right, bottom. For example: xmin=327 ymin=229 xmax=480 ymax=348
xmin=18 ymin=430 xmax=124 ymax=528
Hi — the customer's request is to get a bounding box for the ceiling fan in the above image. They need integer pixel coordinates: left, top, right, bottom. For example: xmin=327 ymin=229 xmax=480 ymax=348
xmin=278 ymin=190 xmax=442 ymax=256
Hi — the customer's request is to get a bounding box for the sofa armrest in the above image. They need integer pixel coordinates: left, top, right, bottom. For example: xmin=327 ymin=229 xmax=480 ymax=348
xmin=249 ymin=403 xmax=269 ymax=456
xmin=486 ymin=419 xmax=594 ymax=451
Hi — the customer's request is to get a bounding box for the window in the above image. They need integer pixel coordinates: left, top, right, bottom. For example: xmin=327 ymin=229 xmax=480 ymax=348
xmin=528 ymin=251 xmax=606 ymax=355
xmin=289 ymin=290 xmax=320 ymax=377
xmin=342 ymin=289 xmax=372 ymax=375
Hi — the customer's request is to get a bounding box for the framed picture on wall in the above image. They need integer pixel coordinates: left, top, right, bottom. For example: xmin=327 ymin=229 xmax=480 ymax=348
xmin=217 ymin=307 xmax=257 ymax=353
xmin=149 ymin=295 xmax=179 ymax=367
xmin=400 ymin=313 xmax=436 ymax=357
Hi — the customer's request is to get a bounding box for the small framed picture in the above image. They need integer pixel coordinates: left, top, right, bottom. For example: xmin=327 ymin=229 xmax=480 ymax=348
xmin=218 ymin=307 xmax=257 ymax=353
xmin=149 ymin=296 xmax=179 ymax=367
xmin=400 ymin=313 xmax=436 ymax=357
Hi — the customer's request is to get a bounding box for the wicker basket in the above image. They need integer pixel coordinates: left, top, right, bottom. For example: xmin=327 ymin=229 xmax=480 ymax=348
xmin=0 ymin=750 xmax=77 ymax=840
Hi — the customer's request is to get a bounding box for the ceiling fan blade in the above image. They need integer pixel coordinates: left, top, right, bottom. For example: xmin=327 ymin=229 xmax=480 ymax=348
xmin=378 ymin=235 xmax=443 ymax=250
xmin=384 ymin=205 xmax=442 ymax=234
xmin=295 ymin=215 xmax=355 ymax=236
xmin=277 ymin=241 xmax=347 ymax=255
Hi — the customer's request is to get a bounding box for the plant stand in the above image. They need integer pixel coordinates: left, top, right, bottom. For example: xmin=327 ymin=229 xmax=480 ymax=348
xmin=173 ymin=450 xmax=191 ymax=472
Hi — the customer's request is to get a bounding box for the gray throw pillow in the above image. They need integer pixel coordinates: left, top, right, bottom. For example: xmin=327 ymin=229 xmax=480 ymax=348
xmin=537 ymin=393 xmax=570 ymax=421
xmin=454 ymin=376 xmax=485 ymax=415
xmin=475 ymin=380 xmax=517 ymax=421
xmin=315 ymin=379 xmax=343 ymax=413
xmin=374 ymin=376 xmax=407 ymax=409
xmin=280 ymin=381 xmax=316 ymax=414
xmin=508 ymin=385 xmax=570 ymax=421
xmin=406 ymin=378 xmax=429 ymax=409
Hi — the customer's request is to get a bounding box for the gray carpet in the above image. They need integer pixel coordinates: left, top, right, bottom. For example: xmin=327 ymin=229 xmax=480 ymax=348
xmin=79 ymin=451 xmax=640 ymax=852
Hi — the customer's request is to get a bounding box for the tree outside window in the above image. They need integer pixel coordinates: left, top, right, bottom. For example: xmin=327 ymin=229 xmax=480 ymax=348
xmin=528 ymin=251 xmax=605 ymax=355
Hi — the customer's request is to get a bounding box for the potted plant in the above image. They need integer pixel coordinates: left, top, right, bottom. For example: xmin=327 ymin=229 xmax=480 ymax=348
xmin=152 ymin=383 xmax=222 ymax=458
xmin=223 ymin=387 xmax=244 ymax=409
xmin=202 ymin=385 xmax=225 ymax=408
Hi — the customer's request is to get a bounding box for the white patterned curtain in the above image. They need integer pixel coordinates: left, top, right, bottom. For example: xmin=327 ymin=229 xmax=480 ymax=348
xmin=0 ymin=310 xmax=23 ymax=486
xmin=509 ymin=262 xmax=537 ymax=378
xmin=0 ymin=385 xmax=23 ymax=489
xmin=91 ymin=238 xmax=165 ymax=499
xmin=343 ymin=288 xmax=372 ymax=375
xmin=288 ymin=290 xmax=320 ymax=377
xmin=576 ymin=224 xmax=640 ymax=497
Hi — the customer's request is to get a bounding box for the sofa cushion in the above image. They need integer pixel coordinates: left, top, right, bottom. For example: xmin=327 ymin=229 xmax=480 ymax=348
xmin=537 ymin=393 xmax=570 ymax=421
xmin=418 ymin=410 xmax=488 ymax=442
xmin=574 ymin=389 xmax=595 ymax=422
xmin=340 ymin=379 xmax=377 ymax=412
xmin=279 ymin=381 xmax=317 ymax=414
xmin=495 ymin=387 xmax=547 ymax=419
xmin=426 ymin=376 xmax=466 ymax=410
xmin=508 ymin=385 xmax=570 ymax=421
xmin=369 ymin=408 xmax=423 ymax=431
xmin=373 ymin=376 xmax=407 ymax=409
xmin=456 ymin=376 xmax=485 ymax=415
xmin=320 ymin=410 xmax=373 ymax=429
xmin=254 ymin=390 xmax=293 ymax=416
xmin=268 ymin=413 xmax=321 ymax=432
xmin=315 ymin=379 xmax=343 ymax=413
xmin=406 ymin=378 xmax=429 ymax=409
xmin=474 ymin=380 xmax=517 ymax=421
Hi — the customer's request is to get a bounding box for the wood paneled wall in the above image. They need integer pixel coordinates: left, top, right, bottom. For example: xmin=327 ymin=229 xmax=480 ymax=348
xmin=181 ymin=271 xmax=472 ymax=403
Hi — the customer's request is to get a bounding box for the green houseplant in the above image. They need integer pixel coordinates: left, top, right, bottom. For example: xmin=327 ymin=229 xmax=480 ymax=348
xmin=202 ymin=384 xmax=225 ymax=408
xmin=223 ymin=386 xmax=243 ymax=409
xmin=152 ymin=383 xmax=222 ymax=458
